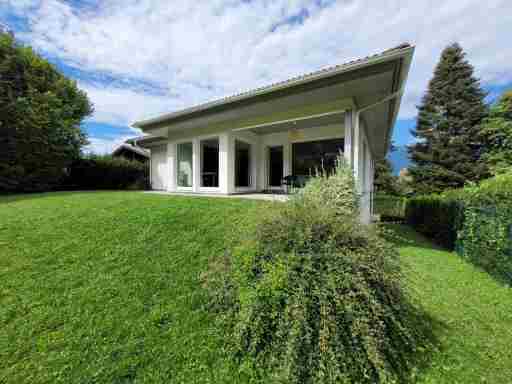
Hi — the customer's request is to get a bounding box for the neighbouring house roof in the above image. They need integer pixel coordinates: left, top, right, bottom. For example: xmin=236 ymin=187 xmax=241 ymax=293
xmin=132 ymin=43 xmax=413 ymax=130
xmin=112 ymin=143 xmax=150 ymax=158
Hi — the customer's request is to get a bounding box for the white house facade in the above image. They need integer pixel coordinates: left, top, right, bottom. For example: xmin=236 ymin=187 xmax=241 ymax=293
xmin=133 ymin=44 xmax=414 ymax=224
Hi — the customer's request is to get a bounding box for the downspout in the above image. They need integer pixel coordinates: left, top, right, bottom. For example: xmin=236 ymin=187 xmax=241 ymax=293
xmin=356 ymin=87 xmax=405 ymax=116
xmin=354 ymin=87 xmax=404 ymax=221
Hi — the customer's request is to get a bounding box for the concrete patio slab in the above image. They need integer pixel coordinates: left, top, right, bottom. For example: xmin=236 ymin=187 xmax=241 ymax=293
xmin=144 ymin=191 xmax=289 ymax=202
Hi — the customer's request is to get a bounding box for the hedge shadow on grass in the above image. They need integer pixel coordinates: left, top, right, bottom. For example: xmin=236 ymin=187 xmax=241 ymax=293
xmin=379 ymin=223 xmax=447 ymax=252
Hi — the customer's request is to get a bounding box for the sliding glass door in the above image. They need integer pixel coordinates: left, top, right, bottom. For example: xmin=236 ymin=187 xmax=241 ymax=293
xmin=235 ymin=140 xmax=251 ymax=188
xmin=268 ymin=146 xmax=283 ymax=187
xmin=292 ymin=138 xmax=344 ymax=177
xmin=201 ymin=138 xmax=219 ymax=188
xmin=177 ymin=142 xmax=193 ymax=188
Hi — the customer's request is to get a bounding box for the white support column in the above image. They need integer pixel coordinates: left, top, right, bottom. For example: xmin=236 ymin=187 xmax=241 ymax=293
xmin=166 ymin=141 xmax=176 ymax=192
xmin=258 ymin=144 xmax=267 ymax=191
xmin=228 ymin=133 xmax=235 ymax=193
xmin=344 ymin=110 xmax=353 ymax=167
xmin=192 ymin=138 xmax=200 ymax=192
xmin=369 ymin=158 xmax=375 ymax=218
xmin=219 ymin=132 xmax=233 ymax=194
xmin=283 ymin=143 xmax=291 ymax=178
xmin=251 ymin=137 xmax=259 ymax=190
xmin=353 ymin=112 xmax=363 ymax=192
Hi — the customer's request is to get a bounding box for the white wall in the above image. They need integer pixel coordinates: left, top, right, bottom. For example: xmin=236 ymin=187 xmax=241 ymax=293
xmin=148 ymin=117 xmax=374 ymax=223
xmin=149 ymin=145 xmax=168 ymax=190
xmin=343 ymin=112 xmax=374 ymax=224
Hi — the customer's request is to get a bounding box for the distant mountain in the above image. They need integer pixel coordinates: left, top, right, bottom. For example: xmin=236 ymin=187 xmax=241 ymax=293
xmin=388 ymin=146 xmax=410 ymax=175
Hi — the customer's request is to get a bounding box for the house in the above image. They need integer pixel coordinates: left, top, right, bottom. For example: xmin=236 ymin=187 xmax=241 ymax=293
xmin=112 ymin=141 xmax=150 ymax=163
xmin=133 ymin=44 xmax=414 ymax=223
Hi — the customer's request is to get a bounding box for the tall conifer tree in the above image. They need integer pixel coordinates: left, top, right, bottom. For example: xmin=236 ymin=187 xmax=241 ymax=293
xmin=408 ymin=43 xmax=488 ymax=194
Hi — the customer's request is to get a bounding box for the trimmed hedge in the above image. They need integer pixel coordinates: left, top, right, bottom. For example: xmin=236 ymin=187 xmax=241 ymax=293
xmin=374 ymin=193 xmax=407 ymax=221
xmin=406 ymin=172 xmax=512 ymax=284
xmin=405 ymin=194 xmax=463 ymax=249
xmin=458 ymin=173 xmax=512 ymax=284
xmin=65 ymin=155 xmax=148 ymax=190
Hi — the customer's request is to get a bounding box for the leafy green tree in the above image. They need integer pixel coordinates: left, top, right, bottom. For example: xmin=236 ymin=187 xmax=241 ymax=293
xmin=0 ymin=32 xmax=93 ymax=192
xmin=480 ymin=90 xmax=512 ymax=174
xmin=408 ymin=43 xmax=489 ymax=194
xmin=374 ymin=142 xmax=400 ymax=195
xmin=374 ymin=158 xmax=398 ymax=195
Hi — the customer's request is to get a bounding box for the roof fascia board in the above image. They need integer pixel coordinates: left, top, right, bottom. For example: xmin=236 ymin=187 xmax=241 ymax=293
xmin=133 ymin=46 xmax=414 ymax=129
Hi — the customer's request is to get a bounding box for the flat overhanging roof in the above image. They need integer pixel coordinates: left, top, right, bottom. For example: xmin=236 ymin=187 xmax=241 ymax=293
xmin=132 ymin=43 xmax=414 ymax=157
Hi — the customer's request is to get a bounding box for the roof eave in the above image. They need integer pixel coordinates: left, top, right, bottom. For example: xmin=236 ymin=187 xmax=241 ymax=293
xmin=382 ymin=46 xmax=415 ymax=158
xmin=132 ymin=45 xmax=415 ymax=130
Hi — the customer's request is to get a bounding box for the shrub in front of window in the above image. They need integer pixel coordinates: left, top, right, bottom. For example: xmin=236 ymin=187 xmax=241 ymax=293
xmin=205 ymin=157 xmax=435 ymax=383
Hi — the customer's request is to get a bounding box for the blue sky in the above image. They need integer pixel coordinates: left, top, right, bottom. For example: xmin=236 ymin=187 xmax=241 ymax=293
xmin=1 ymin=0 xmax=511 ymax=155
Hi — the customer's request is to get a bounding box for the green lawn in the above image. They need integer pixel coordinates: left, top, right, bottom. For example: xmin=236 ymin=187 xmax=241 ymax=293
xmin=0 ymin=192 xmax=262 ymax=383
xmin=386 ymin=225 xmax=512 ymax=383
xmin=1 ymin=192 xmax=511 ymax=383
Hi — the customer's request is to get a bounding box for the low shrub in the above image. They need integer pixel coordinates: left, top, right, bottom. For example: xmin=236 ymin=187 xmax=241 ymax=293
xmin=374 ymin=193 xmax=407 ymax=221
xmin=65 ymin=155 xmax=148 ymax=190
xmin=405 ymin=194 xmax=463 ymax=249
xmin=458 ymin=173 xmax=512 ymax=284
xmin=205 ymin=158 xmax=434 ymax=383
xmin=405 ymin=172 xmax=512 ymax=284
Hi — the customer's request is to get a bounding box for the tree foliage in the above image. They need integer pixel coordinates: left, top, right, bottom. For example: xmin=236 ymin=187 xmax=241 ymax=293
xmin=0 ymin=32 xmax=93 ymax=192
xmin=408 ymin=43 xmax=489 ymax=194
xmin=480 ymin=90 xmax=512 ymax=174
xmin=374 ymin=158 xmax=398 ymax=195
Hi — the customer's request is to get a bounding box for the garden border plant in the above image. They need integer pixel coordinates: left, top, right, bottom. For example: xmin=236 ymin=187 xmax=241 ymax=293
xmin=457 ymin=173 xmax=512 ymax=284
xmin=405 ymin=172 xmax=512 ymax=285
xmin=204 ymin=157 xmax=436 ymax=384
xmin=65 ymin=155 xmax=149 ymax=190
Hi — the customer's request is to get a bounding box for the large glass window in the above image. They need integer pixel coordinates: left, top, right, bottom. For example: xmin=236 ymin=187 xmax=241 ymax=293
xmin=201 ymin=138 xmax=219 ymax=187
xmin=292 ymin=138 xmax=344 ymax=177
xmin=177 ymin=142 xmax=193 ymax=187
xmin=235 ymin=140 xmax=251 ymax=188
xmin=268 ymin=146 xmax=283 ymax=187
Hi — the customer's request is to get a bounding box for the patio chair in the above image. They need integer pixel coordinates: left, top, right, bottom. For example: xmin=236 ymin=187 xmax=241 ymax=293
xmin=282 ymin=175 xmax=298 ymax=194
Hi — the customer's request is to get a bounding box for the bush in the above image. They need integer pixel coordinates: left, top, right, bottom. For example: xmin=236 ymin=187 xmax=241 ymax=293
xmin=205 ymin=158 xmax=433 ymax=383
xmin=458 ymin=173 xmax=512 ymax=284
xmin=374 ymin=193 xmax=407 ymax=222
xmin=0 ymin=33 xmax=93 ymax=193
xmin=405 ymin=194 xmax=463 ymax=249
xmin=405 ymin=172 xmax=512 ymax=284
xmin=65 ymin=155 xmax=148 ymax=190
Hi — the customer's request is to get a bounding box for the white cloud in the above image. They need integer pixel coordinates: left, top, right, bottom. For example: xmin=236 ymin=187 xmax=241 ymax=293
xmin=83 ymin=134 xmax=133 ymax=155
xmin=4 ymin=0 xmax=512 ymax=128
xmin=78 ymin=83 xmax=181 ymax=127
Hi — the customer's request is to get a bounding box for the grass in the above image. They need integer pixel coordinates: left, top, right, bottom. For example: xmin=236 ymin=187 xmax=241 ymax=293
xmin=1 ymin=192 xmax=511 ymax=383
xmin=385 ymin=224 xmax=512 ymax=383
xmin=0 ymin=192 xmax=263 ymax=383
